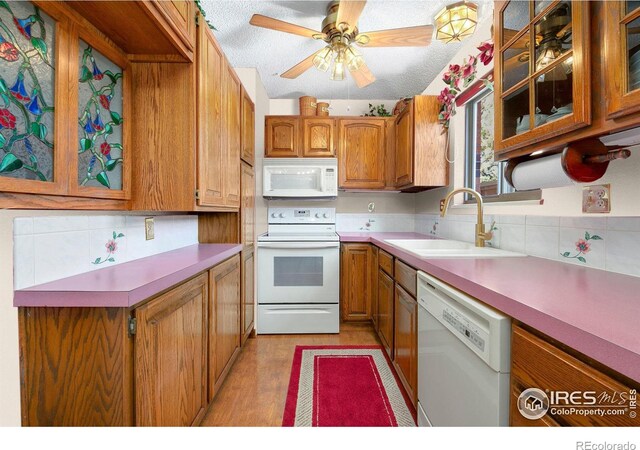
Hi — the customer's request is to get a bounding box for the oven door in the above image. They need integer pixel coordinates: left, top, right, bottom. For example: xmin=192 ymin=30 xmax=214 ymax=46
xmin=257 ymin=241 xmax=340 ymax=304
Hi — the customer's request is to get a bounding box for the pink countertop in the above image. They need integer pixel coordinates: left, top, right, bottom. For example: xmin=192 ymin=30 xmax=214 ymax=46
xmin=340 ymin=232 xmax=640 ymax=382
xmin=14 ymin=244 xmax=242 ymax=308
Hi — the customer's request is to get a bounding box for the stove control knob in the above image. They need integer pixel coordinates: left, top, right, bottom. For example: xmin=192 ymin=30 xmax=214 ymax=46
xmin=279 ymin=213 xmax=285 ymax=218
xmin=315 ymin=213 xmax=321 ymax=218
xmin=271 ymin=213 xmax=277 ymax=218
xmin=323 ymin=213 xmax=329 ymax=218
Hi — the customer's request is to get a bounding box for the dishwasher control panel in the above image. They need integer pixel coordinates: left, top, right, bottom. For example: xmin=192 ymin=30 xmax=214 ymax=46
xmin=442 ymin=308 xmax=485 ymax=352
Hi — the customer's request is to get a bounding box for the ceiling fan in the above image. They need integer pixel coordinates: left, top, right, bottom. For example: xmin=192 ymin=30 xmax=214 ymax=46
xmin=503 ymin=3 xmax=572 ymax=73
xmin=249 ymin=0 xmax=434 ymax=88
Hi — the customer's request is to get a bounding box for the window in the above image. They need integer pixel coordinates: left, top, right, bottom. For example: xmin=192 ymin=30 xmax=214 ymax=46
xmin=464 ymin=87 xmax=541 ymax=203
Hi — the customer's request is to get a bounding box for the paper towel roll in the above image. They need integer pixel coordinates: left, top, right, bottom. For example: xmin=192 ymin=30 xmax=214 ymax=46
xmin=511 ymin=153 xmax=575 ymax=190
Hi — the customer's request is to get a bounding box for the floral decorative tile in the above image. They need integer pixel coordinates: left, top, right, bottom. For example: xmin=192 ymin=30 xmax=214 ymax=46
xmin=92 ymin=230 xmax=124 ymax=265
xmin=560 ymin=228 xmax=604 ymax=267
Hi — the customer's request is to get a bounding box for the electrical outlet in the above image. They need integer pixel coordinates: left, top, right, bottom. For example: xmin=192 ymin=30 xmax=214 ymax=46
xmin=145 ymin=217 xmax=155 ymax=240
xmin=582 ymin=184 xmax=611 ymax=213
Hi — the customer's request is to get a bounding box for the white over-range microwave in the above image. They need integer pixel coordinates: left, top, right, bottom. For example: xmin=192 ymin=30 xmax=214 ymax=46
xmin=263 ymin=158 xmax=338 ymax=199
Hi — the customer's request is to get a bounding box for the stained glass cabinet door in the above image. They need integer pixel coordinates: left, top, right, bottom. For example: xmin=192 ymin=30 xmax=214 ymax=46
xmin=70 ymin=29 xmax=130 ymax=199
xmin=0 ymin=1 xmax=67 ymax=195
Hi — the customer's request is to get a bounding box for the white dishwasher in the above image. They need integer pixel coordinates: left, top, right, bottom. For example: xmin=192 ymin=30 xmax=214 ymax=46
xmin=417 ymin=271 xmax=511 ymax=427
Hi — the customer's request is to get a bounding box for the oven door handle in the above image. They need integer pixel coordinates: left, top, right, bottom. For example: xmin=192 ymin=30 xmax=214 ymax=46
xmin=257 ymin=242 xmax=340 ymax=249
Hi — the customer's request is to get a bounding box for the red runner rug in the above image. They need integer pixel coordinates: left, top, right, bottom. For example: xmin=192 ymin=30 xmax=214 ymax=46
xmin=282 ymin=345 xmax=416 ymax=427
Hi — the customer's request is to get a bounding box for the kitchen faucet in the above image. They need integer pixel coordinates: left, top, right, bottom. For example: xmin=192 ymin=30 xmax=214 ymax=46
xmin=441 ymin=188 xmax=494 ymax=248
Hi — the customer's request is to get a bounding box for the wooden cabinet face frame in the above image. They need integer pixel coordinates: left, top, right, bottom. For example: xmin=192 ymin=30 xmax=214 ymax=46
xmin=494 ymin=0 xmax=591 ymax=158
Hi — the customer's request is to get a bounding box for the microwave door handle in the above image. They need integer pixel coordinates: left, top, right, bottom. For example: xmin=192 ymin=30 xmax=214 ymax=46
xmin=258 ymin=242 xmax=340 ymax=249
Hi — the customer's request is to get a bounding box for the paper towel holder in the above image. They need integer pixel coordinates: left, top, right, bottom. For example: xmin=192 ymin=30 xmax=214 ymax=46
xmin=561 ymin=138 xmax=631 ymax=183
xmin=504 ymin=138 xmax=631 ymax=188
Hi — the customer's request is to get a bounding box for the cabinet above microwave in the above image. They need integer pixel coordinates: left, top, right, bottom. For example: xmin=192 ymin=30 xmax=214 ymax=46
xmin=263 ymin=158 xmax=338 ymax=199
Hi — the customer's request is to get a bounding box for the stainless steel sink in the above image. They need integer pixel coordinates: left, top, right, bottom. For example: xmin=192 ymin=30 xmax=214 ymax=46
xmin=384 ymin=239 xmax=525 ymax=259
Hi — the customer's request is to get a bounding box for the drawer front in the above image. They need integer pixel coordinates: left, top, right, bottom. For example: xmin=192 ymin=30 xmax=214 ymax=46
xmin=394 ymin=260 xmax=417 ymax=297
xmin=378 ymin=249 xmax=394 ymax=276
xmin=511 ymin=326 xmax=639 ymax=426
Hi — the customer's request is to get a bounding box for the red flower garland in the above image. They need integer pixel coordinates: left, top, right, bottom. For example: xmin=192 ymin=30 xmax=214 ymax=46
xmin=438 ymin=41 xmax=494 ymax=132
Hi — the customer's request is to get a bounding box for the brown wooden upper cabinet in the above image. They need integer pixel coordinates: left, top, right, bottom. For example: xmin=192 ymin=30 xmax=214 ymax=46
xmin=302 ymin=118 xmax=336 ymax=157
xmin=338 ymin=118 xmax=387 ymax=189
xmin=604 ymin=1 xmax=640 ymax=119
xmin=394 ymin=96 xmax=448 ymax=191
xmin=67 ymin=0 xmax=196 ymax=62
xmin=241 ymin=162 xmax=255 ymax=248
xmin=241 ymin=88 xmax=255 ymax=166
xmin=265 ymin=116 xmax=301 ymax=157
xmin=0 ymin=1 xmax=132 ymax=209
xmin=494 ymin=0 xmax=591 ymax=158
xmin=195 ymin=19 xmax=240 ymax=210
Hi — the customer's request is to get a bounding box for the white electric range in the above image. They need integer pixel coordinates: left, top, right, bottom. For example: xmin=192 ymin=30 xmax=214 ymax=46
xmin=257 ymin=207 xmax=339 ymax=334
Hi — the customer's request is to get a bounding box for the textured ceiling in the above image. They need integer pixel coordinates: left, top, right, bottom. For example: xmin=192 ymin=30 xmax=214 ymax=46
xmin=200 ymin=0 xmax=492 ymax=99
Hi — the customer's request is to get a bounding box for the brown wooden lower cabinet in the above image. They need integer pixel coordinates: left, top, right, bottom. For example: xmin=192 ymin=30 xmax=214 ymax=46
xmin=340 ymin=243 xmax=375 ymax=321
xmin=511 ymin=325 xmax=640 ymax=427
xmin=209 ymin=254 xmax=241 ymax=401
xmin=376 ymin=268 xmax=394 ymax=358
xmin=135 ymin=273 xmax=208 ymax=426
xmin=393 ymin=283 xmax=418 ymax=407
xmin=241 ymin=245 xmax=255 ymax=345
xmin=18 ymin=254 xmax=243 ymax=426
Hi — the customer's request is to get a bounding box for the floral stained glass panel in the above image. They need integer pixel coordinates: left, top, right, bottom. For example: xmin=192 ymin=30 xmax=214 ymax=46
xmin=0 ymin=1 xmax=55 ymax=182
xmin=77 ymin=40 xmax=123 ymax=190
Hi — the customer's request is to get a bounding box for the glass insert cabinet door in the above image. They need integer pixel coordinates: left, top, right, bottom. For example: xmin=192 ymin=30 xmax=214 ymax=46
xmin=0 ymin=0 xmax=130 ymax=199
xmin=76 ymin=39 xmax=124 ymax=192
xmin=604 ymin=1 xmax=640 ymax=119
xmin=494 ymin=0 xmax=591 ymax=157
xmin=71 ymin=29 xmax=130 ymax=199
xmin=0 ymin=1 xmax=62 ymax=194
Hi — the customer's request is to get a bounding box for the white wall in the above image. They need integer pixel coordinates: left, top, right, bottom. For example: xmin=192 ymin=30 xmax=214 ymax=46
xmin=415 ymin=8 xmax=640 ymax=218
xmin=269 ymin=98 xmax=397 ymax=117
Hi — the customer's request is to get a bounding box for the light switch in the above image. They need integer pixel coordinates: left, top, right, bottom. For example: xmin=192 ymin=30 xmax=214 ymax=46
xmin=582 ymin=184 xmax=611 ymax=213
xmin=145 ymin=217 xmax=155 ymax=240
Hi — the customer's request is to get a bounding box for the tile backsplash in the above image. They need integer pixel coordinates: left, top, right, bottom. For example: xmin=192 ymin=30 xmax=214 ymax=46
xmin=415 ymin=214 xmax=640 ymax=278
xmin=13 ymin=214 xmax=198 ymax=289
xmin=336 ymin=213 xmax=415 ymax=232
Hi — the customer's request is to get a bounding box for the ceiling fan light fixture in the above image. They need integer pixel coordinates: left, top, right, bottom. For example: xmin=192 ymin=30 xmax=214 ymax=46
xmin=313 ymin=46 xmax=333 ymax=72
xmin=345 ymin=46 xmax=364 ymax=71
xmin=535 ymin=39 xmax=563 ymax=71
xmin=434 ymin=1 xmax=478 ymax=44
xmin=330 ymin=52 xmax=346 ymax=81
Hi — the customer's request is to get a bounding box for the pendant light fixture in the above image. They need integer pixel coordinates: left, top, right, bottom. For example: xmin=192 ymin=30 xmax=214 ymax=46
xmin=434 ymin=1 xmax=478 ymax=43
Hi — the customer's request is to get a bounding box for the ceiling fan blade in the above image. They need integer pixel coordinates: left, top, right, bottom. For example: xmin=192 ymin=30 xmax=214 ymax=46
xmin=250 ymin=14 xmax=326 ymax=40
xmin=336 ymin=0 xmax=367 ymax=34
xmin=503 ymin=28 xmax=530 ymax=49
xmin=357 ymin=25 xmax=433 ymax=47
xmin=349 ymin=62 xmax=376 ymax=88
xmin=281 ymin=49 xmax=323 ymax=79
